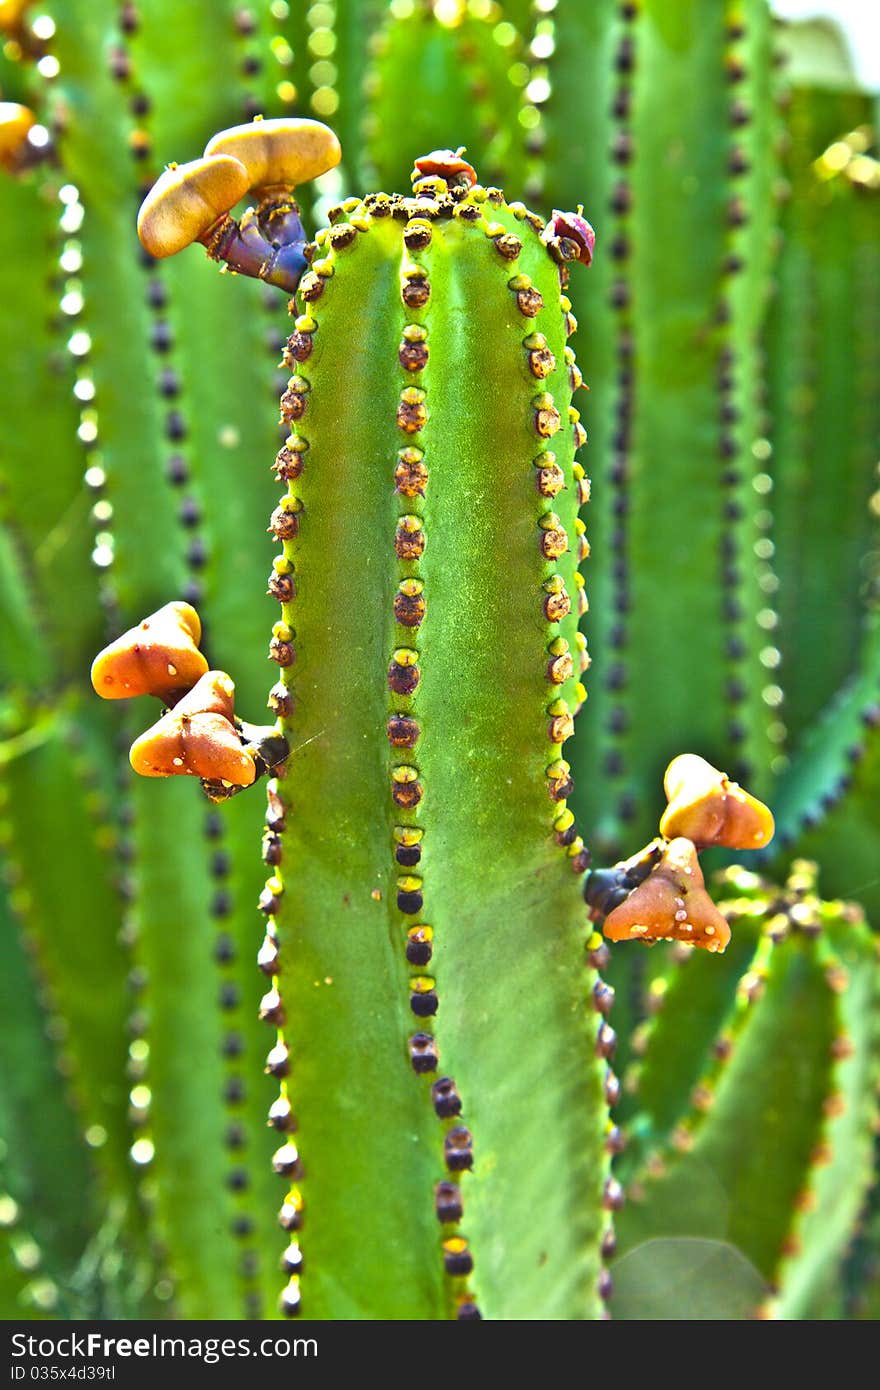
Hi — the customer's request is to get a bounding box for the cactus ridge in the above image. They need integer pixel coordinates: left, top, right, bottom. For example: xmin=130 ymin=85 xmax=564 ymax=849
xmin=716 ymin=0 xmax=781 ymax=790
xmin=557 ymin=0 xmax=791 ymax=857
xmin=768 ymin=89 xmax=880 ymax=744
xmin=0 ymin=176 xmax=94 ymax=679
xmin=591 ymin=0 xmax=636 ymax=828
xmin=771 ymin=620 xmax=880 ymax=850
xmin=0 ymin=827 xmax=96 ymax=1319
xmin=0 ymin=706 xmax=130 ymax=1200
xmin=624 ymin=921 xmax=776 ymax=1173
xmin=363 ymin=0 xmax=522 ymax=196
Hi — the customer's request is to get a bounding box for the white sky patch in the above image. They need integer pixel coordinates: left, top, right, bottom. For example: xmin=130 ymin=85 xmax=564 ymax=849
xmin=772 ymin=0 xmax=880 ymax=90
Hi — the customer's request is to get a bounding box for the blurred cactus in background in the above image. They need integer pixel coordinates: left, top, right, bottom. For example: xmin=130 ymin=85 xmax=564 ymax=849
xmin=0 ymin=0 xmax=877 ymax=1321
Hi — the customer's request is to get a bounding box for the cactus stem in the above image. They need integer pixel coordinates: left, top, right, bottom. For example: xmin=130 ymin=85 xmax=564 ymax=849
xmin=246 ymin=170 xmax=610 ymax=1316
xmin=142 ymin=245 xmax=206 ymax=612
xmin=716 ymin=0 xmax=781 ymax=789
xmin=260 ymin=188 xmax=315 ymax=1310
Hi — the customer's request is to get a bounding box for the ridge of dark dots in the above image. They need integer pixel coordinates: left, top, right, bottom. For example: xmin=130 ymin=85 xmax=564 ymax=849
xmin=718 ymin=9 xmax=754 ymax=785
xmin=605 ymin=2 xmax=638 ymax=840
xmin=261 ymin=182 xmax=328 ymax=1317
xmin=63 ymin=0 xmax=178 ymax=1309
xmin=392 ymin=193 xmax=483 ymax=1319
xmin=115 ymin=0 xmax=266 ymax=1316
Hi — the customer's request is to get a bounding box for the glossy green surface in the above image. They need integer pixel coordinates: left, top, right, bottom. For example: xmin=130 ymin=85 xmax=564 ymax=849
xmin=614 ymin=870 xmax=879 ymax=1319
xmin=0 ymin=0 xmax=877 ymax=1323
xmin=268 ymin=195 xmax=603 ymax=1317
xmin=365 ymin=1 xmax=521 ymax=194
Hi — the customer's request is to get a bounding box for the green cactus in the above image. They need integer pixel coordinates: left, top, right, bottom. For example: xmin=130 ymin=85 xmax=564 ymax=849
xmin=0 ymin=0 xmax=878 ymax=1323
xmin=613 ymin=860 xmax=879 ymax=1320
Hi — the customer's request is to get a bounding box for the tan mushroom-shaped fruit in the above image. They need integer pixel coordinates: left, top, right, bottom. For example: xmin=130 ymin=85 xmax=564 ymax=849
xmin=129 ymin=671 xmax=255 ymax=787
xmin=0 ymin=102 xmax=36 ymax=173
xmin=603 ymin=838 xmax=732 ymax=953
xmin=90 ymin=601 xmax=207 ymax=701
xmin=137 ymin=154 xmax=249 ymax=259
xmin=204 ymin=116 xmax=341 ymax=196
xmin=660 ymin=753 xmax=775 ymax=850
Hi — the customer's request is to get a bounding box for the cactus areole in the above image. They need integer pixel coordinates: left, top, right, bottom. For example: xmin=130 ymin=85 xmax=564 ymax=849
xmin=89 ymin=119 xmax=773 ymax=1321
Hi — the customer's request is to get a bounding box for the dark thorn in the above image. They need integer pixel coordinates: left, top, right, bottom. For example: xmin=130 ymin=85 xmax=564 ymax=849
xmin=408 ymin=1032 xmax=438 ymax=1073
xmin=435 ymin=1181 xmax=463 ymax=1223
xmin=410 ymin=988 xmax=438 ymax=1017
xmin=457 ymin=1303 xmax=482 ymax=1321
xmin=214 ymin=933 xmax=236 ymax=965
xmin=224 ymin=1077 xmax=245 ymax=1105
xmin=444 ymin=1126 xmax=474 ymax=1172
xmin=431 ymin=1077 xmax=462 ymax=1119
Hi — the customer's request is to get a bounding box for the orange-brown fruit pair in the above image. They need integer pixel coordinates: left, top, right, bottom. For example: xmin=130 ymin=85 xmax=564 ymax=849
xmin=137 ymin=117 xmax=341 ymax=258
xmin=129 ymin=671 xmax=255 ymax=787
xmin=603 ymin=837 xmax=732 ymax=953
xmin=660 ymin=753 xmax=774 ymax=850
xmin=91 ymin=602 xmax=253 ymax=788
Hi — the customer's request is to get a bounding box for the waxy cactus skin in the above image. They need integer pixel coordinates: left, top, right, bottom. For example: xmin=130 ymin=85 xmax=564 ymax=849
xmin=254 ymin=174 xmax=608 ymax=1319
xmin=0 ymin=0 xmax=878 ymax=1323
